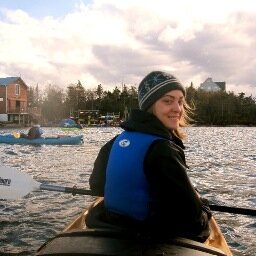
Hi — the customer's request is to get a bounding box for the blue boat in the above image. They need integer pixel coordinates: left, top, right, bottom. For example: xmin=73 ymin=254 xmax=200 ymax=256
xmin=0 ymin=134 xmax=83 ymax=145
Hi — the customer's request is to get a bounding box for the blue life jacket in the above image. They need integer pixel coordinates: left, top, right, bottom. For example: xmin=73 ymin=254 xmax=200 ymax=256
xmin=104 ymin=131 xmax=166 ymax=221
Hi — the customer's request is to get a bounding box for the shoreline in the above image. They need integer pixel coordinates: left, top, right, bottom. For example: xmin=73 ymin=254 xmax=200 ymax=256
xmin=1 ymin=122 xmax=255 ymax=129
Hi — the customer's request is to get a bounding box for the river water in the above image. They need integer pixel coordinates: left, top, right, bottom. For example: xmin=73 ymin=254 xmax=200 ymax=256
xmin=0 ymin=127 xmax=255 ymax=256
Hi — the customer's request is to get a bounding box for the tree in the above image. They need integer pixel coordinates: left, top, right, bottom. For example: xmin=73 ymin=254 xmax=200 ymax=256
xmin=95 ymin=84 xmax=103 ymax=100
xmin=41 ymin=85 xmax=67 ymax=122
xmin=27 ymin=81 xmax=256 ymax=126
xmin=66 ymin=81 xmax=86 ymax=114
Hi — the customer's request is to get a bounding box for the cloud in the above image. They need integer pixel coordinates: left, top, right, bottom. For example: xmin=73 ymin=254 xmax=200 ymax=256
xmin=0 ymin=0 xmax=255 ymax=96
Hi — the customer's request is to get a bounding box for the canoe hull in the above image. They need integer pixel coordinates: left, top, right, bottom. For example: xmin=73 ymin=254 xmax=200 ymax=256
xmin=36 ymin=198 xmax=232 ymax=256
xmin=0 ymin=134 xmax=83 ymax=145
xmin=37 ymin=229 xmax=227 ymax=256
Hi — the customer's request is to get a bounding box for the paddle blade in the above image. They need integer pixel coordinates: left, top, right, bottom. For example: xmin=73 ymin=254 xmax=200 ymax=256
xmin=0 ymin=166 xmax=40 ymax=200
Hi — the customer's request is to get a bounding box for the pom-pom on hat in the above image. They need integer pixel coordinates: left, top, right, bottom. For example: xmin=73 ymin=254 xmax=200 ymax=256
xmin=138 ymin=71 xmax=186 ymax=111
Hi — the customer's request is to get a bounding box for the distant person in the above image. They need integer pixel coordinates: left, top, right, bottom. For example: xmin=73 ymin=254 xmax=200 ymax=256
xmin=75 ymin=119 xmax=83 ymax=129
xmin=86 ymin=71 xmax=212 ymax=242
xmin=20 ymin=119 xmax=43 ymax=139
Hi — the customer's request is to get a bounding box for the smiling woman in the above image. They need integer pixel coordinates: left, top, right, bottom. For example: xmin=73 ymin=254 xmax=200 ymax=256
xmin=87 ymin=70 xmax=214 ymax=244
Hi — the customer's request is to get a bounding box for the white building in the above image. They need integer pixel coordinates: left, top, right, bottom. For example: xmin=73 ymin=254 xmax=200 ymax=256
xmin=199 ymin=78 xmax=226 ymax=92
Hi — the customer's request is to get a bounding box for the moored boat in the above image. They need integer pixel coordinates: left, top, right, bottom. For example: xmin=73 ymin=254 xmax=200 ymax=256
xmin=0 ymin=134 xmax=83 ymax=145
xmin=61 ymin=126 xmax=83 ymax=131
xmin=36 ymin=198 xmax=233 ymax=256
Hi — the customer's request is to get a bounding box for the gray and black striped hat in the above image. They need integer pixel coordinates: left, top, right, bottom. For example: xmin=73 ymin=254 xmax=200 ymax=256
xmin=138 ymin=71 xmax=186 ymax=111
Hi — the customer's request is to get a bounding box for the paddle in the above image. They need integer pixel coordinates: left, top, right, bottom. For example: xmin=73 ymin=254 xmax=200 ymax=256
xmin=1 ymin=166 xmax=255 ymax=216
xmin=0 ymin=166 xmax=93 ymax=200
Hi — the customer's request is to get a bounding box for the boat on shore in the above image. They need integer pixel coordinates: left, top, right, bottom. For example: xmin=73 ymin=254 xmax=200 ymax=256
xmin=36 ymin=198 xmax=232 ymax=256
xmin=0 ymin=134 xmax=83 ymax=145
xmin=61 ymin=126 xmax=83 ymax=131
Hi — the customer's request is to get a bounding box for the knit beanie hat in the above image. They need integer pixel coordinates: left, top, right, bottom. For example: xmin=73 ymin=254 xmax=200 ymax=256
xmin=138 ymin=71 xmax=186 ymax=111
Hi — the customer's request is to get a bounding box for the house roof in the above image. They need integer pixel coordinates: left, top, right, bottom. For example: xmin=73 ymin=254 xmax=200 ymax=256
xmin=0 ymin=77 xmax=23 ymax=87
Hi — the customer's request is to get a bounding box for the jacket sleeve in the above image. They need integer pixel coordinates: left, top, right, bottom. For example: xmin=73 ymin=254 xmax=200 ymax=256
xmin=144 ymin=140 xmax=211 ymax=240
xmin=89 ymin=137 xmax=116 ymax=196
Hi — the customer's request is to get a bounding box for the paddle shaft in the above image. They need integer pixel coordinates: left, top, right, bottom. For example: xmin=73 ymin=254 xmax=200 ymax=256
xmin=39 ymin=184 xmax=256 ymax=216
xmin=209 ymin=204 xmax=256 ymax=216
xmin=1 ymin=166 xmax=254 ymax=216
xmin=40 ymin=184 xmax=94 ymax=196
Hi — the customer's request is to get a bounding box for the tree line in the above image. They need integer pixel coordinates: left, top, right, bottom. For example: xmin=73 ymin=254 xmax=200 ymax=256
xmin=28 ymin=81 xmax=256 ymax=126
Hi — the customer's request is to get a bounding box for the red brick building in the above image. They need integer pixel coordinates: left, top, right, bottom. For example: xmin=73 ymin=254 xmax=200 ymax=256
xmin=0 ymin=77 xmax=30 ymax=125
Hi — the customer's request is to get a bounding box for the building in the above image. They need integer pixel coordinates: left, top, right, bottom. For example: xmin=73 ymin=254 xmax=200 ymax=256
xmin=199 ymin=78 xmax=226 ymax=92
xmin=0 ymin=76 xmax=30 ymax=125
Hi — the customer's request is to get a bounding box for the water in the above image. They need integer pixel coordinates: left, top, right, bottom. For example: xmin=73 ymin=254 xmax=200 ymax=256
xmin=0 ymin=127 xmax=255 ymax=256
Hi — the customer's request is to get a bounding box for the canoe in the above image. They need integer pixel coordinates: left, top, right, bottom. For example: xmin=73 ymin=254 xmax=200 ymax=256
xmin=0 ymin=134 xmax=83 ymax=145
xmin=36 ymin=198 xmax=233 ymax=256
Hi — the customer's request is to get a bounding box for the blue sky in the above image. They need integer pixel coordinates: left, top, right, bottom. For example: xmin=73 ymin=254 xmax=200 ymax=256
xmin=0 ymin=0 xmax=92 ymax=19
xmin=0 ymin=0 xmax=256 ymax=96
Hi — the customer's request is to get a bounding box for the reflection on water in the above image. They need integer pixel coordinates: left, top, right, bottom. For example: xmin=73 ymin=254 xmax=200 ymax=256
xmin=0 ymin=127 xmax=255 ymax=256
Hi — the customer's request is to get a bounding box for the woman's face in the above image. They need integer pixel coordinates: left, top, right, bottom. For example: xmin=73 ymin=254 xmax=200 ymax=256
xmin=151 ymin=90 xmax=184 ymax=131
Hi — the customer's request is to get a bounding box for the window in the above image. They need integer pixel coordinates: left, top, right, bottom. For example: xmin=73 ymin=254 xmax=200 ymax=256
xmin=15 ymin=84 xmax=20 ymax=95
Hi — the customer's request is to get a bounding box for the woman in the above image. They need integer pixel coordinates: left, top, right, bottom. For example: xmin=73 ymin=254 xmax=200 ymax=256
xmin=87 ymin=71 xmax=212 ymax=242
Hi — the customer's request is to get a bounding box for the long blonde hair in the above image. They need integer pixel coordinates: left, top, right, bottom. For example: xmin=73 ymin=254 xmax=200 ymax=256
xmin=173 ymin=100 xmax=194 ymax=140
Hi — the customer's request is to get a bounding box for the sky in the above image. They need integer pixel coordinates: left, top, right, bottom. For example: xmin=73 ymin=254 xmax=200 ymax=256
xmin=0 ymin=0 xmax=256 ymax=96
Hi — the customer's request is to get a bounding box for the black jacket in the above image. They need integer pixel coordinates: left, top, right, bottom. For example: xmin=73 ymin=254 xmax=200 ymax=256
xmin=88 ymin=109 xmax=211 ymax=242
